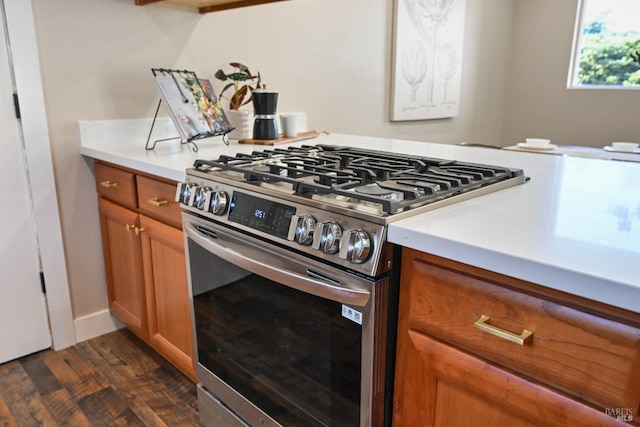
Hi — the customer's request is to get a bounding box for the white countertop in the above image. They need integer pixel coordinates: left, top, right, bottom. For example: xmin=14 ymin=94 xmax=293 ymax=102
xmin=503 ymin=143 xmax=640 ymax=162
xmin=79 ymin=119 xmax=640 ymax=314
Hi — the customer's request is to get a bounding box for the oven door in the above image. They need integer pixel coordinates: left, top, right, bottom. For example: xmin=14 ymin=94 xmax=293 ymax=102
xmin=183 ymin=212 xmax=391 ymax=427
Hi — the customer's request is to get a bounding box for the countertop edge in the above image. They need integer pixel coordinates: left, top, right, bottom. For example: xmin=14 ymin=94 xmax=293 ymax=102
xmin=387 ymin=227 xmax=640 ymax=315
xmin=80 ymin=146 xmax=187 ymax=183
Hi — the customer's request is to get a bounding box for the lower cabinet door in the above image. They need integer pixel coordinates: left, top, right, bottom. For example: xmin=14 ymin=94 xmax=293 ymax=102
xmin=393 ymin=329 xmax=625 ymax=427
xmin=139 ymin=214 xmax=195 ymax=380
xmin=98 ymin=197 xmax=148 ymax=340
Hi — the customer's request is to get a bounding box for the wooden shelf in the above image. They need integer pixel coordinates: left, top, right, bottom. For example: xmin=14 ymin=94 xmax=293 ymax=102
xmin=135 ymin=0 xmax=285 ymax=14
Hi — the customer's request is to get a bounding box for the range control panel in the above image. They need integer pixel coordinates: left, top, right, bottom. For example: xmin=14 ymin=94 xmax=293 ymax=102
xmin=176 ymin=180 xmax=391 ymax=276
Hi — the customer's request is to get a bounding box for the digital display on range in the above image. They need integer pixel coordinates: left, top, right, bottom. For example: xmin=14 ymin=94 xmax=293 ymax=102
xmin=228 ymin=192 xmax=296 ymax=239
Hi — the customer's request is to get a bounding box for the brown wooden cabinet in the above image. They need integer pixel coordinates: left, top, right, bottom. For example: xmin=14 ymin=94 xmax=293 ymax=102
xmin=95 ymin=161 xmax=195 ymax=381
xmin=140 ymin=214 xmax=194 ymax=378
xmin=135 ymin=0 xmax=285 ymax=14
xmin=393 ymin=248 xmax=640 ymax=426
xmin=98 ymin=197 xmax=147 ymax=340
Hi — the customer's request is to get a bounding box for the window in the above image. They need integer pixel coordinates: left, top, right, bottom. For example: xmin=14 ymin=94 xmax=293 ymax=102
xmin=568 ymin=0 xmax=640 ymax=88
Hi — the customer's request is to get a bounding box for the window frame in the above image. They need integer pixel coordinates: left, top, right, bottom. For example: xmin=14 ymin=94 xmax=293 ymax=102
xmin=567 ymin=0 xmax=640 ymax=90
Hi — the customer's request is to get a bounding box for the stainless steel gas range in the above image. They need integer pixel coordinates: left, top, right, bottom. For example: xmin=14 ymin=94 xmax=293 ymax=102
xmin=177 ymin=144 xmax=526 ymax=427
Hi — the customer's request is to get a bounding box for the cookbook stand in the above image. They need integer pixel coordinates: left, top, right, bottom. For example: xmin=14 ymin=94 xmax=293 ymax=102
xmin=144 ymin=99 xmax=204 ymax=153
xmin=146 ymin=68 xmax=234 ymax=152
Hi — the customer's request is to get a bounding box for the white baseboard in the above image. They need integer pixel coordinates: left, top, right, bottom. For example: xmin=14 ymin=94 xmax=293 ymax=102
xmin=73 ymin=309 xmax=124 ymax=343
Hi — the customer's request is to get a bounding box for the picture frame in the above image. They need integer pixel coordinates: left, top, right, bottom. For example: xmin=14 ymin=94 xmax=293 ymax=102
xmin=390 ymin=0 xmax=467 ymax=121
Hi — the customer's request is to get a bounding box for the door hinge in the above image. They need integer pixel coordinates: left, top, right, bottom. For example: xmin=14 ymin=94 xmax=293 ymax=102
xmin=39 ymin=272 xmax=46 ymax=294
xmin=13 ymin=93 xmax=21 ymax=119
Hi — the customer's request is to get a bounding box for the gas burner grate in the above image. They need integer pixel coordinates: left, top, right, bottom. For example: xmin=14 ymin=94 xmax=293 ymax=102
xmin=192 ymin=145 xmax=523 ymax=214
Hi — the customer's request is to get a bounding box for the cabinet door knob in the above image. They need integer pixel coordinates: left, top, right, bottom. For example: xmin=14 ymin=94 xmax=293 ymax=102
xmin=474 ymin=315 xmax=533 ymax=345
xmin=147 ymin=197 xmax=168 ymax=207
xmin=134 ymin=227 xmax=145 ymax=236
xmin=100 ymin=180 xmax=118 ymax=188
xmin=125 ymin=224 xmax=135 ymax=232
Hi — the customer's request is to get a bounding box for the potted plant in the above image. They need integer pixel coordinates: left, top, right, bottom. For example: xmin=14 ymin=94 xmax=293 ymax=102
xmin=214 ymin=62 xmax=264 ymax=140
xmin=214 ymin=62 xmax=264 ymax=110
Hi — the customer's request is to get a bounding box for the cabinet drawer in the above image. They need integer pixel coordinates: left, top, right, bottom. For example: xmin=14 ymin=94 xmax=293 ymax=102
xmin=94 ymin=162 xmax=137 ymax=209
xmin=136 ymin=175 xmax=181 ymax=228
xmin=403 ymin=254 xmax=640 ymax=415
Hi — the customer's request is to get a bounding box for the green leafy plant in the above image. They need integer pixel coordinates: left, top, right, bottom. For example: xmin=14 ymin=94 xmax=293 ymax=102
xmin=632 ymin=51 xmax=640 ymax=63
xmin=578 ymin=35 xmax=640 ymax=86
xmin=214 ymin=62 xmax=263 ymax=110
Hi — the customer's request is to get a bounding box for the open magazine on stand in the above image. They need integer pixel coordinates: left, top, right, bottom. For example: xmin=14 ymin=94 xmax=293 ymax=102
xmin=149 ymin=68 xmax=233 ymax=148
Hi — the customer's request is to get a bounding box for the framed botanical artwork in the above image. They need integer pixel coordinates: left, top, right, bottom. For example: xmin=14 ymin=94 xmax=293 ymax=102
xmin=390 ymin=0 xmax=467 ymax=121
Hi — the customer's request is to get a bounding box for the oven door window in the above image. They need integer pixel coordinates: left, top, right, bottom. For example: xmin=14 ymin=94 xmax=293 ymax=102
xmin=189 ymin=238 xmax=362 ymax=427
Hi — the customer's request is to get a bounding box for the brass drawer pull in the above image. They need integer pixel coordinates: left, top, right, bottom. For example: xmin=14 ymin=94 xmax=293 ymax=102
xmin=474 ymin=315 xmax=533 ymax=345
xmin=147 ymin=197 xmax=168 ymax=207
xmin=100 ymin=180 xmax=118 ymax=189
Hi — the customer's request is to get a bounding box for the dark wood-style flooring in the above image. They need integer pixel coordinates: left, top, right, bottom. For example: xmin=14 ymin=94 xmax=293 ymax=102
xmin=0 ymin=329 xmax=199 ymax=426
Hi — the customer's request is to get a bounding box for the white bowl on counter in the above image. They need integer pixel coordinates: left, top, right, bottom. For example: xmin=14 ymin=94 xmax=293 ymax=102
xmin=525 ymin=138 xmax=552 ymax=148
xmin=610 ymin=142 xmax=639 ymax=152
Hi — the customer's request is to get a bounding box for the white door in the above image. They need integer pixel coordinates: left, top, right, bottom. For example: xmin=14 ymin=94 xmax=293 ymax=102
xmin=0 ymin=2 xmax=51 ymax=364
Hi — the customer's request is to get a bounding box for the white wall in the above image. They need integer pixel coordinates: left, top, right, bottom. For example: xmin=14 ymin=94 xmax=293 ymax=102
xmin=33 ymin=0 xmax=640 ymax=327
xmin=31 ymin=0 xmax=516 ymax=323
xmin=502 ymin=0 xmax=640 ymax=147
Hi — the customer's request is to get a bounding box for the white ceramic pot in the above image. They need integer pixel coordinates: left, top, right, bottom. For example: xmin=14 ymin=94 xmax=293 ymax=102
xmin=225 ymin=109 xmax=253 ymax=140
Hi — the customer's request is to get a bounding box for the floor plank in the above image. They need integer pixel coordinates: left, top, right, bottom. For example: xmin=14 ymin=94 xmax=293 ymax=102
xmin=43 ymin=346 xmax=109 ymax=401
xmin=76 ymin=386 xmax=145 ymax=427
xmin=41 ymin=388 xmax=93 ymax=427
xmin=0 ymin=329 xmax=198 ymax=427
xmin=20 ymin=352 xmax=63 ymax=396
xmin=0 ymin=362 xmax=59 ymax=426
xmin=0 ymin=389 xmax=17 ymax=427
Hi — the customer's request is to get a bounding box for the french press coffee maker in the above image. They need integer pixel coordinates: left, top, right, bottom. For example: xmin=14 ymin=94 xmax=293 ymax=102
xmin=252 ymin=90 xmax=279 ymax=140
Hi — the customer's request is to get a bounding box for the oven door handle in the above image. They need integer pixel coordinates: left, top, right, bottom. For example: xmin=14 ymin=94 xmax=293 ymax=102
xmin=185 ymin=221 xmax=371 ymax=306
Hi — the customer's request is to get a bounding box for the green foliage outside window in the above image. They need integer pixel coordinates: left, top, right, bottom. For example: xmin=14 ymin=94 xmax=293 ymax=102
xmin=577 ymin=22 xmax=640 ymax=86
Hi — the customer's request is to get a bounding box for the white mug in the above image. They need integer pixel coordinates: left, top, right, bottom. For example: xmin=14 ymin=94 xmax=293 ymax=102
xmin=280 ymin=115 xmax=297 ymax=138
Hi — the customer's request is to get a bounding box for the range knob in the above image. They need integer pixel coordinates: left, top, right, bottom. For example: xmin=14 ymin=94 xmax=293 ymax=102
xmin=313 ymin=222 xmax=343 ymax=254
xmin=294 ymin=215 xmax=316 ymax=246
xmin=339 ymin=229 xmax=372 ymax=264
xmin=193 ymin=187 xmax=211 ymax=211
xmin=210 ymin=191 xmax=228 ymax=215
xmin=176 ymin=183 xmax=195 ymax=205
